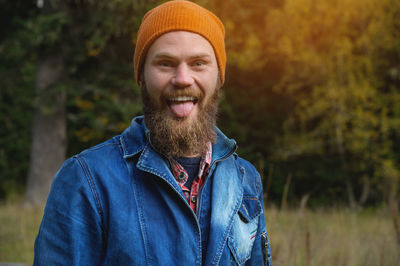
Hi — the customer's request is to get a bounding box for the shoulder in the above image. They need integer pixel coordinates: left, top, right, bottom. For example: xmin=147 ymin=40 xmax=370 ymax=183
xmin=76 ymin=136 xmax=122 ymax=162
xmin=236 ymin=157 xmax=260 ymax=177
xmin=50 ymin=135 xmax=126 ymax=197
xmin=75 ymin=115 xmax=148 ymax=163
xmin=50 ymin=136 xmax=128 ymax=217
xmin=235 ymin=156 xmax=262 ymax=196
xmin=53 ymin=135 xmax=122 ymax=182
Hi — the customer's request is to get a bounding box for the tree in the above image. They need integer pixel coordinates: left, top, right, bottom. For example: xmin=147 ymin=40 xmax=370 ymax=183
xmin=0 ymin=0 xmax=40 ymax=199
xmin=24 ymin=0 xmax=157 ymax=205
xmin=208 ymin=0 xmax=400 ymax=207
xmin=24 ymin=0 xmax=69 ymax=205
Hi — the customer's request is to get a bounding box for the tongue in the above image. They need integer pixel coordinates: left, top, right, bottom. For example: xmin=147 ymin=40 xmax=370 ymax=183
xmin=169 ymin=101 xmax=195 ymax=118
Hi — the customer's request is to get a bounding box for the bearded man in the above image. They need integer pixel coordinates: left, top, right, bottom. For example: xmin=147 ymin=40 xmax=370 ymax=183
xmin=34 ymin=1 xmax=272 ymax=265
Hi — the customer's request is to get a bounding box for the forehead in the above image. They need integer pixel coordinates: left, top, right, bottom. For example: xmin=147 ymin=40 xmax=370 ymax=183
xmin=146 ymin=31 xmax=216 ymax=60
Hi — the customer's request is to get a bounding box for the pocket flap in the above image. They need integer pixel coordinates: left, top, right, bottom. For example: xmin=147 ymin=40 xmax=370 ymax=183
xmin=238 ymin=197 xmax=262 ymax=222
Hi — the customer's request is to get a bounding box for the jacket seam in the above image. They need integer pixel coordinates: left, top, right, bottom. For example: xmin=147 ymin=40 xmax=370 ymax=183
xmin=227 ymin=234 xmax=253 ymax=265
xmin=120 ymin=135 xmax=127 ymax=156
xmin=79 ymin=142 xmax=119 ymax=155
xmin=256 ymin=171 xmax=261 ymax=194
xmin=131 ymin=168 xmax=152 ymax=266
xmin=243 ymin=197 xmax=258 ymax=200
xmin=191 ymin=209 xmax=202 ymax=266
xmin=75 ymin=156 xmax=104 ymax=216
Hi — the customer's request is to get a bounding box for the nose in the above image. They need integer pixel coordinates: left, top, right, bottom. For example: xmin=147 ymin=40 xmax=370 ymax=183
xmin=171 ymin=63 xmax=194 ymax=88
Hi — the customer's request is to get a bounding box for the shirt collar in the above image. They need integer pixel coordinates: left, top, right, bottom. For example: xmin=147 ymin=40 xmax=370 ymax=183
xmin=169 ymin=142 xmax=212 ymax=185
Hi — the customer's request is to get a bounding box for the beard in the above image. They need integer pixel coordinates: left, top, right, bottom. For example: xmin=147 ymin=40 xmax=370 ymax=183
xmin=141 ymin=84 xmax=219 ymax=158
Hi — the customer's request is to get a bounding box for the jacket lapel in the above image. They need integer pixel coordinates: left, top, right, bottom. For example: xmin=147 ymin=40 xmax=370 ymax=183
xmin=135 ymin=143 xmax=186 ymax=199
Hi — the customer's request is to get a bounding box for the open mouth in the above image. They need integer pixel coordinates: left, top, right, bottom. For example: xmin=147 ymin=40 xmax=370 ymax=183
xmin=167 ymin=96 xmax=199 ymax=118
xmin=167 ymin=96 xmax=198 ymax=104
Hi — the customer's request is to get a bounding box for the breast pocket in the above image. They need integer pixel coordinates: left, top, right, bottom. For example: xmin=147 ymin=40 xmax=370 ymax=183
xmin=228 ymin=197 xmax=262 ymax=265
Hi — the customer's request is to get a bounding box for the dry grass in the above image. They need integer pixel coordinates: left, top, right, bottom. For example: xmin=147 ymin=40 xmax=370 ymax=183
xmin=0 ymin=202 xmax=399 ymax=265
xmin=0 ymin=203 xmax=43 ymax=264
xmin=267 ymin=207 xmax=400 ymax=266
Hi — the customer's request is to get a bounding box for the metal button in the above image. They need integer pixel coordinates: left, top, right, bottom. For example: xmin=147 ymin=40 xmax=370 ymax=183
xmin=178 ymin=172 xmax=186 ymax=181
xmin=191 ymin=196 xmax=197 ymax=203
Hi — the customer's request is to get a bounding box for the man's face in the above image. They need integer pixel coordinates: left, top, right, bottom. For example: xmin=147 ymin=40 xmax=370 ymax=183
xmin=143 ymin=31 xmax=220 ymax=123
xmin=141 ymin=31 xmax=221 ymax=157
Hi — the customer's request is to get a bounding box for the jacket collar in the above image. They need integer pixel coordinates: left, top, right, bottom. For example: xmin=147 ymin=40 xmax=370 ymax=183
xmin=120 ymin=116 xmax=148 ymax=159
xmin=120 ymin=116 xmax=237 ymax=164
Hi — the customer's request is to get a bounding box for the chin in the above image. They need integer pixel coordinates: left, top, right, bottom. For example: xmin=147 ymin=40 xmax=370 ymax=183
xmin=171 ymin=115 xmax=196 ymax=127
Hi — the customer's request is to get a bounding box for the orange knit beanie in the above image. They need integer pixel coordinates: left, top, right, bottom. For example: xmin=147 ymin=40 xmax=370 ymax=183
xmin=134 ymin=0 xmax=226 ymax=84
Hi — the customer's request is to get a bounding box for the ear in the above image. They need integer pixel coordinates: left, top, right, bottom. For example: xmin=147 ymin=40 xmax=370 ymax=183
xmin=216 ymin=68 xmax=225 ymax=88
xmin=216 ymin=73 xmax=223 ymax=90
xmin=138 ymin=72 xmax=145 ymax=87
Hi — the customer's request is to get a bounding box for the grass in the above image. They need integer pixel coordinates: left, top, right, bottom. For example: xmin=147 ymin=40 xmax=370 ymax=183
xmin=267 ymin=207 xmax=400 ymax=266
xmin=0 ymin=202 xmax=399 ymax=265
xmin=0 ymin=203 xmax=44 ymax=264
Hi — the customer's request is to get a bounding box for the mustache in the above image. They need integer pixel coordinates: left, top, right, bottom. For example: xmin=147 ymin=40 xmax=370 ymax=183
xmin=161 ymin=88 xmax=204 ymax=101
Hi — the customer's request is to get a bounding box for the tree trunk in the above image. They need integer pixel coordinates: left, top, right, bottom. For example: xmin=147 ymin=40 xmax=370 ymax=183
xmin=25 ymin=53 xmax=66 ymax=206
xmin=359 ymin=175 xmax=370 ymax=206
xmin=264 ymin=163 xmax=274 ymax=204
xmin=281 ymin=173 xmax=292 ymax=210
xmin=346 ymin=180 xmax=358 ymax=210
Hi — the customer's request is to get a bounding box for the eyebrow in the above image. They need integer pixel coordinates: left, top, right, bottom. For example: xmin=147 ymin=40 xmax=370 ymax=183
xmin=152 ymin=52 xmax=212 ymax=60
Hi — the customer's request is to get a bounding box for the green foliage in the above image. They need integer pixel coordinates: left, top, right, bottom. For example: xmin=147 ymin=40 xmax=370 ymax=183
xmin=0 ymin=0 xmax=38 ymax=199
xmin=210 ymin=0 xmax=400 ymax=206
xmin=1 ymin=0 xmax=400 ymax=207
xmin=0 ymin=0 xmax=159 ymax=199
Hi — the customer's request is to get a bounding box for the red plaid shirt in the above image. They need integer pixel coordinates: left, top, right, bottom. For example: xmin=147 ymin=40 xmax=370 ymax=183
xmin=169 ymin=142 xmax=212 ymax=214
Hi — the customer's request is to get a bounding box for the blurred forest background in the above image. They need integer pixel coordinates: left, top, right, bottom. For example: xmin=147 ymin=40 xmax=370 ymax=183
xmin=2 ymin=0 xmax=400 ymax=209
xmin=1 ymin=0 xmax=400 ymax=264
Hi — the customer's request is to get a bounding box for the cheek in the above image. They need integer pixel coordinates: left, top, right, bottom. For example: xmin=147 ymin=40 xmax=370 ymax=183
xmin=202 ymin=74 xmax=219 ymax=97
xmin=199 ymin=87 xmax=217 ymax=107
xmin=144 ymin=74 xmax=165 ymax=100
xmin=146 ymin=83 xmax=160 ymax=97
xmin=146 ymin=69 xmax=171 ymax=87
xmin=201 ymin=70 xmax=219 ymax=92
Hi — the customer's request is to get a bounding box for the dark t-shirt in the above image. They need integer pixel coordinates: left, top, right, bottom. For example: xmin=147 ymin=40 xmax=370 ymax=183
xmin=176 ymin=157 xmax=201 ymax=189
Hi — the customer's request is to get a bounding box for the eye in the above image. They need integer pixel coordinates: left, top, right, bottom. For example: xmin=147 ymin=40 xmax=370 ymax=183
xmin=191 ymin=60 xmax=207 ymax=69
xmin=158 ymin=61 xmax=172 ymax=67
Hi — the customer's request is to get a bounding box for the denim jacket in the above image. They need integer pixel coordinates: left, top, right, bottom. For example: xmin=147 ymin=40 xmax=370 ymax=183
xmin=34 ymin=116 xmax=272 ymax=265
